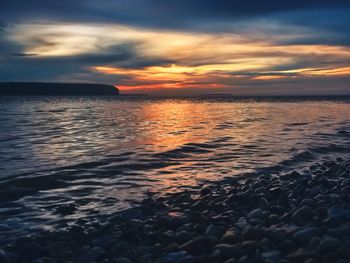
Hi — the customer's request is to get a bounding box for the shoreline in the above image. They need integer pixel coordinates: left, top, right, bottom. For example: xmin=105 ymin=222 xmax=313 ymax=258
xmin=1 ymin=158 xmax=350 ymax=263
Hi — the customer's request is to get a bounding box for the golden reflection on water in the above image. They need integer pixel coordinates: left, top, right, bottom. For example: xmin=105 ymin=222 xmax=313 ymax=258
xmin=134 ymin=100 xmax=273 ymax=152
xmin=10 ymin=99 xmax=350 ymax=183
xmin=135 ymin=101 xmax=210 ymax=149
xmin=23 ymin=99 xmax=350 ymax=175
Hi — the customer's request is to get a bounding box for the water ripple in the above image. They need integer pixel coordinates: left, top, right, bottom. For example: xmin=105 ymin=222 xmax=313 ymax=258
xmin=0 ymin=97 xmax=350 ymax=242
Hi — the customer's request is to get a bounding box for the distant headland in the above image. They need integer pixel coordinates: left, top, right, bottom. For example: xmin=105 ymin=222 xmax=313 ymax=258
xmin=0 ymin=82 xmax=119 ymax=96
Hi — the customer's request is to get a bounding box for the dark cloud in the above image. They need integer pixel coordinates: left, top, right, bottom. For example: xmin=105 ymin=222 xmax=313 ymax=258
xmin=11 ymin=53 xmax=37 ymax=57
xmin=2 ymin=1 xmax=349 ymax=51
xmin=0 ymin=20 xmax=7 ymax=31
xmin=1 ymin=1 xmax=350 ymax=30
xmin=0 ymin=41 xmax=174 ymax=82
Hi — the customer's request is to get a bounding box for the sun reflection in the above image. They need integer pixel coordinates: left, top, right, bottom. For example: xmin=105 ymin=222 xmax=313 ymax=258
xmin=135 ymin=102 xmax=201 ymax=149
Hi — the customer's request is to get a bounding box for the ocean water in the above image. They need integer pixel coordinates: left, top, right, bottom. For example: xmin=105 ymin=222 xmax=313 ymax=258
xmin=1 ymin=96 xmax=350 ymax=242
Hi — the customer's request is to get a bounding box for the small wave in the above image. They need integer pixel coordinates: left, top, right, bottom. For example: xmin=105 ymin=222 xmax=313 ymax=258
xmin=153 ymin=139 xmax=231 ymax=159
xmin=0 ymin=175 xmax=69 ymax=202
xmin=154 ymin=145 xmax=210 ymax=159
xmin=338 ymin=130 xmax=350 ymax=136
xmin=258 ymin=143 xmax=350 ymax=174
xmin=103 ymin=161 xmax=181 ymax=171
xmin=287 ymin=122 xmax=309 ymax=126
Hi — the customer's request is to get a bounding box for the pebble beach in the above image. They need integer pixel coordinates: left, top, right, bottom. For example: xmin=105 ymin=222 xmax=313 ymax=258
xmin=1 ymin=158 xmax=350 ymax=263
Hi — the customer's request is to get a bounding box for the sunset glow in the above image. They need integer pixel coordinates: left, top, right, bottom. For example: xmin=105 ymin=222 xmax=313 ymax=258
xmin=1 ymin=2 xmax=350 ymax=95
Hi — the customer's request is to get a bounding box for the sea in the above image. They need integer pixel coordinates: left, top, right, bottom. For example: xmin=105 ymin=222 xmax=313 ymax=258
xmin=1 ymin=96 xmax=350 ymax=243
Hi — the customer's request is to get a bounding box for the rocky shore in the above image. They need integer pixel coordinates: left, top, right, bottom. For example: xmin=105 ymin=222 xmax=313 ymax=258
xmin=1 ymin=158 xmax=350 ymax=263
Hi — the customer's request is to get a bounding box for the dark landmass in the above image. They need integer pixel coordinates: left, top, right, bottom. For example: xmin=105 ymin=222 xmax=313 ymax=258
xmin=1 ymin=158 xmax=350 ymax=262
xmin=0 ymin=82 xmax=119 ymax=96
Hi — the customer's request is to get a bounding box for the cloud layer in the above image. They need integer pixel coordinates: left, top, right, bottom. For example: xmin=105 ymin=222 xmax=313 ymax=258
xmin=0 ymin=1 xmax=350 ymax=95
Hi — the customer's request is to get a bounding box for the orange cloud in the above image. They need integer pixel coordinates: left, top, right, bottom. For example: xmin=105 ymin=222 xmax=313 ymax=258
xmin=253 ymin=75 xmax=289 ymax=80
xmin=305 ymin=66 xmax=350 ymax=76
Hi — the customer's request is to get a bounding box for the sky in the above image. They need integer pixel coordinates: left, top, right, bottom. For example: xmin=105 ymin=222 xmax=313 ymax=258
xmin=0 ymin=1 xmax=350 ymax=95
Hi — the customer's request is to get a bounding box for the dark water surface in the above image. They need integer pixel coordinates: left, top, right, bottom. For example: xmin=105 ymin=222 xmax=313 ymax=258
xmin=1 ymin=96 xmax=350 ymax=242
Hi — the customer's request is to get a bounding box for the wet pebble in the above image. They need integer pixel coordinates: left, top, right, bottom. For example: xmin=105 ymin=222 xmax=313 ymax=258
xmin=320 ymin=236 xmax=341 ymax=254
xmin=293 ymin=227 xmax=320 ymax=246
xmin=247 ymin=208 xmax=264 ymax=219
xmin=287 ymin=237 xmax=320 ymax=261
xmin=205 ymin=224 xmax=219 ymax=237
xmin=114 ymin=257 xmax=133 ymax=263
xmin=164 ymin=251 xmax=188 ymax=263
xmin=220 ymin=229 xmax=239 ymax=244
xmin=261 ymin=250 xmax=282 ymax=261
xmin=241 ymin=226 xmax=264 ymax=240
xmin=215 ymin=244 xmax=243 ymax=258
xmin=327 ymin=226 xmax=350 ymax=238
xmin=292 ymin=206 xmax=314 ymax=226
xmin=179 ymin=236 xmax=217 ymax=255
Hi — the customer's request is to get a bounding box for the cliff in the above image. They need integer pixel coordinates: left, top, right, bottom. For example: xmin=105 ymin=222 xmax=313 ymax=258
xmin=0 ymin=82 xmax=119 ymax=96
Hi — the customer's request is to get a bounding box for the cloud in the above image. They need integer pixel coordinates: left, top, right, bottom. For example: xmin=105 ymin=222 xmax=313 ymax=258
xmin=0 ymin=20 xmax=7 ymax=31
xmin=1 ymin=1 xmax=350 ymax=32
xmin=1 ymin=1 xmax=350 ymax=95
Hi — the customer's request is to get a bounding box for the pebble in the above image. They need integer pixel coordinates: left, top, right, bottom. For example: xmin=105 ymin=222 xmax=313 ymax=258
xmin=261 ymin=250 xmax=282 ymax=261
xmin=268 ymin=214 xmax=279 ymax=225
xmin=259 ymin=197 xmax=270 ymax=210
xmin=176 ymin=231 xmax=193 ymax=243
xmin=205 ymin=224 xmax=219 ymax=237
xmin=325 ymin=207 xmax=350 ymax=225
xmin=264 ymin=229 xmax=287 ymax=243
xmin=220 ymin=229 xmax=238 ymax=244
xmin=260 ymin=238 xmax=272 ymax=250
xmin=241 ymin=226 xmax=264 ymax=240
xmin=214 ymin=244 xmax=243 ymax=258
xmin=110 ymin=242 xmax=129 ymax=255
xmin=328 ymin=226 xmax=350 ymax=238
xmin=249 ymin=218 xmax=264 ymax=226
xmin=287 ymin=237 xmax=320 ymax=261
xmin=320 ymin=236 xmax=341 ymax=254
xmin=179 ymin=236 xmax=217 ymax=255
xmin=91 ymin=246 xmax=104 ymax=258
xmin=75 ymin=251 xmax=96 ymax=263
xmin=114 ymin=257 xmax=133 ymax=263
xmin=164 ymin=251 xmax=188 ymax=263
xmin=293 ymin=227 xmax=320 ymax=246
xmin=248 ymin=208 xmax=263 ymax=219
xmin=292 ymin=206 xmax=314 ymax=225
xmin=110 ymin=208 xmax=143 ymax=223
xmin=300 ymin=198 xmax=314 ymax=207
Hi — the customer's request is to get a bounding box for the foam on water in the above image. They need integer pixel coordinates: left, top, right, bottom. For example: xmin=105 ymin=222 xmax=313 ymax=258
xmin=1 ymin=96 xmax=350 ymax=242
